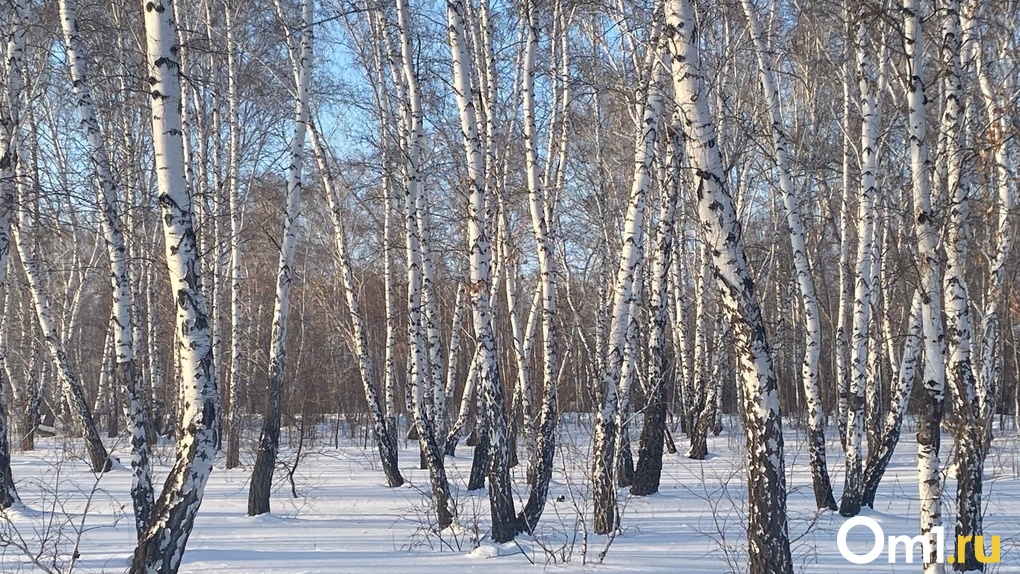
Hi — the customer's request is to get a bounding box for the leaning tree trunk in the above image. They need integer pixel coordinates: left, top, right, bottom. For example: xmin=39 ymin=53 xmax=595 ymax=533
xmin=249 ymin=0 xmax=314 ymax=517
xmin=310 ymin=126 xmax=404 ymax=488
xmin=592 ymin=29 xmax=664 ymax=535
xmin=58 ymin=0 xmax=154 ymax=535
xmin=740 ymin=0 xmax=836 ymax=511
xmin=131 ymin=1 xmax=219 ymax=571
xmin=839 ymin=9 xmax=879 ymax=519
xmin=665 ymin=1 xmax=793 ymax=571
xmin=862 ymin=291 xmax=922 ymax=506
xmin=13 ymin=214 xmax=110 ymax=474
xmin=517 ymin=0 xmax=568 ymax=532
xmin=903 ymin=1 xmax=947 ymax=571
xmin=962 ymin=0 xmax=1015 ymax=445
xmin=394 ymin=0 xmax=455 ymax=530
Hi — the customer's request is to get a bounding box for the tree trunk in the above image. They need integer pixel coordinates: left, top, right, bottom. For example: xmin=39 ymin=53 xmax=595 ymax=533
xmin=59 ymin=0 xmax=154 ymax=534
xmin=839 ymin=8 xmax=879 ymax=518
xmin=903 ymin=2 xmax=947 ymax=571
xmin=394 ymin=0 xmax=455 ymax=530
xmin=310 ymin=126 xmax=404 ymax=488
xmin=592 ymin=27 xmax=664 ymax=535
xmin=632 ymin=116 xmax=680 ymax=496
xmin=665 ymin=2 xmax=794 ymax=571
xmin=249 ymin=0 xmax=314 ymax=517
xmin=131 ymin=1 xmax=219 ymax=570
xmin=224 ymin=3 xmax=243 ymax=471
xmin=863 ymin=291 xmax=922 ymax=506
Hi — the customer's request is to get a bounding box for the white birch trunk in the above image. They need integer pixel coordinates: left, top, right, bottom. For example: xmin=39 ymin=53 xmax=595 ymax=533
xmin=132 ymin=1 xmax=219 ymax=570
xmin=58 ymin=0 xmax=153 ymax=535
xmin=0 ymin=0 xmax=32 ymax=508
xmin=665 ymin=1 xmax=793 ymax=570
xmin=394 ymin=0 xmax=455 ymax=529
xmin=592 ymin=32 xmax=664 ymax=535
xmin=445 ymin=0 xmax=515 ymax=541
xmin=310 ymin=125 xmax=404 ymax=488
xmin=903 ymin=2 xmax=947 ymax=570
xmin=224 ymin=3 xmax=243 ymax=471
xmin=839 ymin=10 xmax=879 ymax=518
xmin=249 ymin=0 xmax=313 ymax=517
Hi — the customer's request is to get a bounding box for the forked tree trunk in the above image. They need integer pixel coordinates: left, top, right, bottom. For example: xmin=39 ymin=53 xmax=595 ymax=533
xmin=839 ymin=9 xmax=879 ymax=518
xmin=592 ymin=27 xmax=664 ymax=535
xmin=665 ymin=1 xmax=793 ymax=571
xmin=394 ymin=0 xmax=455 ymax=530
xmin=862 ymin=291 xmax=922 ymax=506
xmin=517 ymin=0 xmax=568 ymax=532
xmin=131 ymin=1 xmax=219 ymax=571
xmin=962 ymin=0 xmax=1014 ymax=445
xmin=739 ymin=0 xmax=836 ymax=511
xmin=632 ymin=118 xmax=680 ymax=497
xmin=445 ymin=0 xmax=515 ymax=542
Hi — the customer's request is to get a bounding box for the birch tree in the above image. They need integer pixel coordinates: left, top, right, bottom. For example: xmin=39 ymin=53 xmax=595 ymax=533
xmin=591 ymin=20 xmax=664 ymax=536
xmin=938 ymin=2 xmax=985 ymax=568
xmin=903 ymin=1 xmax=947 ymax=570
xmin=310 ymin=123 xmax=404 ymax=488
xmin=738 ymin=0 xmax=836 ymax=511
xmin=58 ymin=0 xmax=153 ymax=535
xmin=444 ymin=0 xmax=515 ymax=542
xmin=132 ymin=0 xmax=219 ymax=570
xmin=0 ymin=0 xmax=31 ymax=509
xmin=249 ymin=0 xmax=314 ymax=517
xmin=631 ymin=116 xmax=679 ymax=496
xmin=517 ymin=0 xmax=567 ymax=532
xmin=839 ymin=7 xmax=879 ymax=518
xmin=665 ymin=0 xmax=793 ymax=570
xmin=394 ymin=0 xmax=455 ymax=529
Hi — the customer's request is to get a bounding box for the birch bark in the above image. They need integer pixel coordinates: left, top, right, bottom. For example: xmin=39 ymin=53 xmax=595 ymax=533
xmin=132 ymin=1 xmax=219 ymax=570
xmin=665 ymin=1 xmax=793 ymax=569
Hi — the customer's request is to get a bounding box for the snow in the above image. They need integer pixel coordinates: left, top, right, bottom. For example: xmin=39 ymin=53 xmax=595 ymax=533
xmin=1 ymin=419 xmax=1019 ymax=573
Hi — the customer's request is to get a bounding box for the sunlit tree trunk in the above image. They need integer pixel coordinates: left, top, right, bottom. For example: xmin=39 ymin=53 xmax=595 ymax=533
xmin=310 ymin=126 xmax=404 ymax=488
xmin=131 ymin=1 xmax=219 ymax=570
xmin=665 ymin=1 xmax=793 ymax=570
xmin=224 ymin=3 xmax=243 ymax=471
xmin=632 ymin=117 xmax=680 ymax=496
xmin=445 ymin=0 xmax=515 ymax=541
xmin=839 ymin=8 xmax=879 ymax=518
xmin=592 ymin=25 xmax=664 ymax=535
xmin=740 ymin=0 xmax=836 ymax=509
xmin=962 ymin=0 xmax=1014 ymax=442
xmin=903 ymin=1 xmax=947 ymax=571
xmin=863 ymin=291 xmax=922 ymax=506
xmin=249 ymin=0 xmax=314 ymax=517
xmin=0 ymin=0 xmax=32 ymax=508
xmin=394 ymin=0 xmax=455 ymax=529
xmin=58 ymin=0 xmax=153 ymax=535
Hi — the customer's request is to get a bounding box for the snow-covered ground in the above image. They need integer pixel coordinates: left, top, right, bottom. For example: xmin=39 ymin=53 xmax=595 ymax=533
xmin=2 ymin=418 xmax=1019 ymax=573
